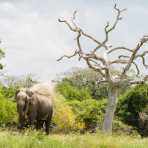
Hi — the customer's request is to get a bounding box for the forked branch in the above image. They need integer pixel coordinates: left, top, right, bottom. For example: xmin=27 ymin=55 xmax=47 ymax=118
xmin=102 ymin=4 xmax=126 ymax=46
xmin=121 ymin=36 xmax=148 ymax=79
xmin=135 ymin=51 xmax=148 ymax=68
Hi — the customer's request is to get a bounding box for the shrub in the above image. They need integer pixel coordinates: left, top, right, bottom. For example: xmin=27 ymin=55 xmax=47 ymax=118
xmin=0 ymin=94 xmax=17 ymax=126
xmin=0 ymin=85 xmax=16 ymax=99
xmin=52 ymin=93 xmax=84 ymax=132
xmin=116 ymin=84 xmax=148 ymax=135
xmin=117 ymin=84 xmax=148 ymax=123
xmin=68 ymin=99 xmax=106 ymax=131
xmin=56 ymin=81 xmax=91 ymax=101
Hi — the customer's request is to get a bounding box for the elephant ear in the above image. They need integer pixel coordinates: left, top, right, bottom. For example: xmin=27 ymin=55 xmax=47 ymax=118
xmin=15 ymin=89 xmax=20 ymax=99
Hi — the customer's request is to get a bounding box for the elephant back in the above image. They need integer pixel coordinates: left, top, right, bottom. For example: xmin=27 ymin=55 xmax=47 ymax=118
xmin=29 ymin=83 xmax=53 ymax=97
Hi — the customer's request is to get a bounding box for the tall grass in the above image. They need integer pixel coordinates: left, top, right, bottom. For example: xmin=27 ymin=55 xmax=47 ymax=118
xmin=0 ymin=130 xmax=148 ymax=148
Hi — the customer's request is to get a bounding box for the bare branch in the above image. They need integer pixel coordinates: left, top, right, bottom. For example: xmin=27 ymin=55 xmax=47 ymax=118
xmin=57 ymin=50 xmax=78 ymax=61
xmin=117 ymin=55 xmax=140 ymax=76
xmin=76 ymin=31 xmax=83 ymax=53
xmin=59 ymin=12 xmax=104 ymax=46
xmin=132 ymin=62 xmax=140 ymax=76
xmin=121 ymin=36 xmax=148 ymax=79
xmin=58 ymin=11 xmax=110 ymax=58
xmin=118 ymin=55 xmax=130 ymax=59
xmin=78 ymin=52 xmax=107 ymax=66
xmin=80 ymin=30 xmax=101 ymax=44
xmin=58 ymin=19 xmax=77 ymax=32
xmin=108 ymin=47 xmax=133 ymax=54
xmin=71 ymin=10 xmax=78 ymax=28
xmin=135 ymin=51 xmax=148 ymax=68
xmin=85 ymin=58 xmax=105 ymax=77
xmin=109 ymin=59 xmax=128 ymax=65
xmin=88 ymin=58 xmax=107 ymax=71
xmin=103 ymin=4 xmax=127 ymax=45
xmin=80 ymin=29 xmax=109 ymax=51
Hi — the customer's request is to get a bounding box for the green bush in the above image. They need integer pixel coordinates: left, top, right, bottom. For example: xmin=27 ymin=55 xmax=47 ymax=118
xmin=0 ymin=85 xmax=16 ymax=99
xmin=56 ymin=81 xmax=91 ymax=101
xmin=56 ymin=68 xmax=108 ymax=100
xmin=68 ymin=99 xmax=106 ymax=130
xmin=117 ymin=84 xmax=148 ymax=128
xmin=0 ymin=94 xmax=17 ymax=126
xmin=52 ymin=93 xmax=84 ymax=132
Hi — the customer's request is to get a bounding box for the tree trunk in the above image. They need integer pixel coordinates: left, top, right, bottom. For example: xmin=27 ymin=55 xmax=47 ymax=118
xmin=102 ymin=85 xmax=118 ymax=133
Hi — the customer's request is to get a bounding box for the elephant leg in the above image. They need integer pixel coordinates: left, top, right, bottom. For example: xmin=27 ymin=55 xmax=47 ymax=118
xmin=18 ymin=115 xmax=25 ymax=129
xmin=36 ymin=120 xmax=43 ymax=130
xmin=45 ymin=119 xmax=49 ymax=134
xmin=28 ymin=116 xmax=32 ymax=125
xmin=45 ymin=108 xmax=53 ymax=134
xmin=36 ymin=120 xmax=40 ymax=129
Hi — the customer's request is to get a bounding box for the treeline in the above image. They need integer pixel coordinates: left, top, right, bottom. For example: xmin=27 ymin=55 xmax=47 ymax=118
xmin=0 ymin=68 xmax=148 ymax=136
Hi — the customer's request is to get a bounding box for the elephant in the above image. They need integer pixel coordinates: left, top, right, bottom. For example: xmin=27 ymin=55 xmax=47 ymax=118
xmin=26 ymin=89 xmax=53 ymax=134
xmin=15 ymin=83 xmax=53 ymax=134
xmin=15 ymin=88 xmax=29 ymax=129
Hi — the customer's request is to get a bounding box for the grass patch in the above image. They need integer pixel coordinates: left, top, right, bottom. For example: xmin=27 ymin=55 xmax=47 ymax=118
xmin=0 ymin=129 xmax=148 ymax=148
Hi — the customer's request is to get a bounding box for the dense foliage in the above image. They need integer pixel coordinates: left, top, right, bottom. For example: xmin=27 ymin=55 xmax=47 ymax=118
xmin=68 ymin=99 xmax=106 ymax=131
xmin=0 ymin=94 xmax=17 ymax=126
xmin=56 ymin=80 xmax=92 ymax=101
xmin=52 ymin=93 xmax=84 ymax=132
xmin=0 ymin=85 xmax=16 ymax=98
xmin=117 ymin=84 xmax=148 ymax=136
xmin=56 ymin=68 xmax=108 ymax=99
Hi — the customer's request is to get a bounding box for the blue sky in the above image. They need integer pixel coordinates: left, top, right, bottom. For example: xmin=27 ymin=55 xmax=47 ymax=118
xmin=0 ymin=0 xmax=148 ymax=81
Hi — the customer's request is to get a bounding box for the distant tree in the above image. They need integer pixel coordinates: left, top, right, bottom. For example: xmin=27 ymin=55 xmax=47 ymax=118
xmin=3 ymin=74 xmax=38 ymax=88
xmin=0 ymin=41 xmax=5 ymax=70
xmin=57 ymin=4 xmax=148 ymax=133
xmin=57 ymin=68 xmax=108 ymax=99
xmin=57 ymin=68 xmax=131 ymax=99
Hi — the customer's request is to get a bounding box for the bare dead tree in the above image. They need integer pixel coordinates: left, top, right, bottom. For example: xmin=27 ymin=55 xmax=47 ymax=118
xmin=57 ymin=4 xmax=148 ymax=133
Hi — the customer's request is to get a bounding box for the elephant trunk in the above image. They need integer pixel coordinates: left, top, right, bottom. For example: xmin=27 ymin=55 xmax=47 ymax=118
xmin=17 ymin=101 xmax=28 ymax=129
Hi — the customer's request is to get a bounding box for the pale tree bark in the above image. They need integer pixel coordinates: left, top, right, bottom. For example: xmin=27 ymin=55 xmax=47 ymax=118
xmin=57 ymin=4 xmax=148 ymax=133
xmin=103 ymin=84 xmax=118 ymax=132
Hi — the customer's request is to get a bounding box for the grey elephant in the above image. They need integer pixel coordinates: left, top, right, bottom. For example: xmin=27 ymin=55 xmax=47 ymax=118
xmin=15 ymin=83 xmax=53 ymax=134
xmin=26 ymin=89 xmax=53 ymax=134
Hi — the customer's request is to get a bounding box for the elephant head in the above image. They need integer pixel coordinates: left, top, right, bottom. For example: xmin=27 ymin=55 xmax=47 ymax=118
xmin=15 ymin=88 xmax=30 ymax=128
xmin=25 ymin=89 xmax=38 ymax=125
